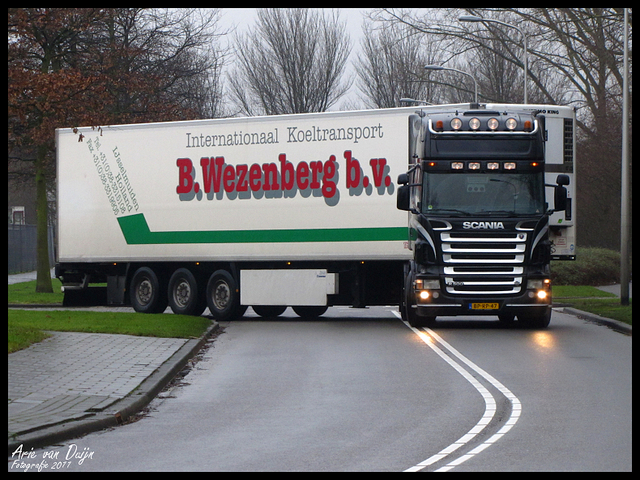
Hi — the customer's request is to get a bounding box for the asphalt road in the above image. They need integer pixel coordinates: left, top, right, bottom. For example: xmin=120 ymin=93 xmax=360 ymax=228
xmin=14 ymin=307 xmax=631 ymax=472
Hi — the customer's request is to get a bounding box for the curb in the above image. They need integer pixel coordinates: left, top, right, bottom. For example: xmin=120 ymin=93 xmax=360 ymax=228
xmin=8 ymin=322 xmax=219 ymax=454
xmin=561 ymin=307 xmax=632 ymax=335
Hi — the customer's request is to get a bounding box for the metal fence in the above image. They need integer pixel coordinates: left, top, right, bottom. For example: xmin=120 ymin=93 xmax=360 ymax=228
xmin=7 ymin=224 xmax=56 ymax=274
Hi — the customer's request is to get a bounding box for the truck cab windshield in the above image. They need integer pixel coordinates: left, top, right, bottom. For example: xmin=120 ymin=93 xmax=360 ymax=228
xmin=422 ymin=172 xmax=545 ymax=216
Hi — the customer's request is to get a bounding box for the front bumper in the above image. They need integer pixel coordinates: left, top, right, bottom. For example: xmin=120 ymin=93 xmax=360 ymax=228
xmin=413 ymin=290 xmax=551 ymax=317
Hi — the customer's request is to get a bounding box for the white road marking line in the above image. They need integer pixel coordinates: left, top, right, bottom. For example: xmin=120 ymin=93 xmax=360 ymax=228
xmin=392 ymin=311 xmax=521 ymax=472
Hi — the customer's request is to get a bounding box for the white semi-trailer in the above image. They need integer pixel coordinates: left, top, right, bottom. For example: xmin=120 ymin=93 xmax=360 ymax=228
xmin=55 ymin=104 xmax=575 ymax=327
xmin=56 ymin=108 xmax=415 ymax=319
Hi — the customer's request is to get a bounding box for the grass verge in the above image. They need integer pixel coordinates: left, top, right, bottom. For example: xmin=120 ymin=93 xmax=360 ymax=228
xmin=553 ymin=284 xmax=632 ymax=326
xmin=8 ymin=309 xmax=213 ymax=354
xmin=8 ymin=279 xmax=64 ymax=305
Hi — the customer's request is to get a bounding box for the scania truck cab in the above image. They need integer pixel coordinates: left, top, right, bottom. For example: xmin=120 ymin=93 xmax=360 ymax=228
xmin=397 ymin=104 xmax=576 ymax=329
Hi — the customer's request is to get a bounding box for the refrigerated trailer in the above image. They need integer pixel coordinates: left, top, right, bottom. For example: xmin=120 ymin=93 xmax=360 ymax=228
xmin=56 ymin=108 xmax=415 ymax=319
xmin=55 ymin=103 xmax=575 ymax=327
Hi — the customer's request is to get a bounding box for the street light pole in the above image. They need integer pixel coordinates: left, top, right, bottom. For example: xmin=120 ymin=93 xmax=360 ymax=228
xmin=459 ymin=14 xmax=528 ymax=104
xmin=424 ymin=65 xmax=478 ymax=104
xmin=620 ymin=8 xmax=630 ymax=305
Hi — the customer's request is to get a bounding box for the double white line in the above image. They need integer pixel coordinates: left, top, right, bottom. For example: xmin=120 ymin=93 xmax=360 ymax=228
xmin=393 ymin=312 xmax=521 ymax=472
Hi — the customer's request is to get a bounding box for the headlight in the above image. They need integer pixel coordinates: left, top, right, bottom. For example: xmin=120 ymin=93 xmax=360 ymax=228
xmin=422 ymin=279 xmax=440 ymax=289
xmin=415 ymin=279 xmax=440 ymax=290
xmin=527 ymin=279 xmax=544 ymax=290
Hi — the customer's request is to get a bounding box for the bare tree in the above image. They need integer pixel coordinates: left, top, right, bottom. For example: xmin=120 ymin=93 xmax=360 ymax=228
xmin=8 ymin=8 xmax=228 ymax=291
xmin=356 ymin=20 xmax=448 ymax=107
xmin=86 ymin=8 xmax=228 ymax=122
xmin=369 ymin=7 xmax=632 ymax=250
xmin=229 ymin=8 xmax=352 ymax=115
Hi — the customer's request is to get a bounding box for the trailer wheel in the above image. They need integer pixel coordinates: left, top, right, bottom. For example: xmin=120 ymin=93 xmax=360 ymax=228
xmin=130 ymin=267 xmax=168 ymax=314
xmin=206 ymin=270 xmax=242 ymax=321
xmin=168 ymin=268 xmax=206 ymax=316
xmin=292 ymin=306 xmax=328 ymax=318
xmin=253 ymin=306 xmax=287 ymax=318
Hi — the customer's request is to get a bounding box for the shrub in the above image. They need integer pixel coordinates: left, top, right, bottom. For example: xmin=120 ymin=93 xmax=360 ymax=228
xmin=551 ymin=247 xmax=628 ymax=285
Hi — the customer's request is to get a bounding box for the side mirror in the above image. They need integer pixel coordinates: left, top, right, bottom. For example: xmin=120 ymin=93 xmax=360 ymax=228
xmin=397 ymin=173 xmax=409 ymax=185
xmin=397 ymin=185 xmax=410 ymax=211
xmin=553 ymin=174 xmax=569 ymax=212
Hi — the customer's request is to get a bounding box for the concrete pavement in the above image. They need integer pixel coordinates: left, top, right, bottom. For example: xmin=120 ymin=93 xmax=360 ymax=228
xmin=8 ymin=271 xmax=217 ymax=454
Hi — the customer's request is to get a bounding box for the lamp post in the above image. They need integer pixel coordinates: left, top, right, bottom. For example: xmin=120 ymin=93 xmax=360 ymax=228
xmin=459 ymin=14 xmax=528 ymax=104
xmin=620 ymin=8 xmax=630 ymax=305
xmin=424 ymin=65 xmax=478 ymax=104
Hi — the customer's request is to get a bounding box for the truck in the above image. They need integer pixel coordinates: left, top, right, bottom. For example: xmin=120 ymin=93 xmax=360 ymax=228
xmin=55 ymin=103 xmax=575 ymax=328
xmin=396 ymin=103 xmax=576 ymax=329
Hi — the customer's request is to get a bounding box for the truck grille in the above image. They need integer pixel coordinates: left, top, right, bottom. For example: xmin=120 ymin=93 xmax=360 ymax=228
xmin=441 ymin=232 xmax=527 ymax=295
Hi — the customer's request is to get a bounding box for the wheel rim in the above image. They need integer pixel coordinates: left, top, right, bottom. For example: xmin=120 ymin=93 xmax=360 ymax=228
xmin=174 ymin=280 xmax=191 ymax=308
xmin=212 ymin=281 xmax=230 ymax=310
xmin=137 ymin=279 xmax=153 ymax=305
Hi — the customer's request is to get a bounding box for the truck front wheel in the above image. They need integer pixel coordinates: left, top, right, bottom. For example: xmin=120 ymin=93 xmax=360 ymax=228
xmin=206 ymin=270 xmax=243 ymax=321
xmin=518 ymin=309 xmax=551 ymax=329
xmin=130 ymin=267 xmax=168 ymax=314
xmin=168 ymin=268 xmax=207 ymax=316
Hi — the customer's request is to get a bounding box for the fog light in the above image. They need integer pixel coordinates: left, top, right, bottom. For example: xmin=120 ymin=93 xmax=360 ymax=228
xmin=419 ymin=290 xmax=430 ymax=300
xmin=537 ymin=290 xmax=548 ymax=300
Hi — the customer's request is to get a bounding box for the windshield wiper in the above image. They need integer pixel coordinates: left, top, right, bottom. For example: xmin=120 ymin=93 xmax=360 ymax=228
xmin=424 ymin=208 xmax=473 ymax=216
xmin=478 ymin=209 xmax=518 ymax=217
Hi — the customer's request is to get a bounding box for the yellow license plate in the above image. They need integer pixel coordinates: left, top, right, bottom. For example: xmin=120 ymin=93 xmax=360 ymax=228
xmin=470 ymin=303 xmax=499 ymax=310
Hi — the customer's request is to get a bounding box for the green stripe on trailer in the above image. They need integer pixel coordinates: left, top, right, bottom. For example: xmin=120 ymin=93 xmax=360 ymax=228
xmin=118 ymin=213 xmax=406 ymax=245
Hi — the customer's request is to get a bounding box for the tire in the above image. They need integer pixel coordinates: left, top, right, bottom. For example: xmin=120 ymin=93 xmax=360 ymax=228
xmin=292 ymin=306 xmax=328 ymax=318
xmin=206 ymin=269 xmax=242 ymax=321
xmin=498 ymin=314 xmax=516 ymax=327
xmin=253 ymin=305 xmax=287 ymax=318
xmin=518 ymin=308 xmax=551 ymax=329
xmin=402 ymin=274 xmax=434 ymax=328
xmin=130 ymin=267 xmax=168 ymax=314
xmin=168 ymin=268 xmax=206 ymax=316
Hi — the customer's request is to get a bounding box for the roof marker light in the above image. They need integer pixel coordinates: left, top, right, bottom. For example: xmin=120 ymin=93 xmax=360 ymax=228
xmin=469 ymin=117 xmax=481 ymax=130
xmin=451 ymin=118 xmax=462 ymax=130
xmin=506 ymin=118 xmax=518 ymax=130
xmin=488 ymin=118 xmax=499 ymax=130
